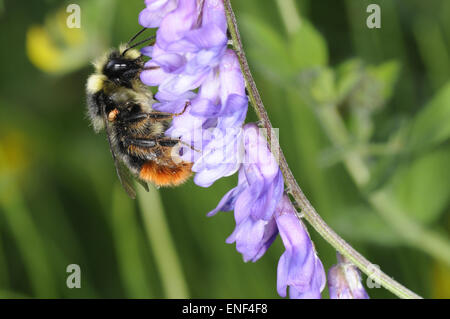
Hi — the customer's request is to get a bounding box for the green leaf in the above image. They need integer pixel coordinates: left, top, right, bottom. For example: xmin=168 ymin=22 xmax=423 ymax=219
xmin=309 ymin=67 xmax=336 ymax=105
xmin=240 ymin=15 xmax=328 ymax=84
xmin=240 ymin=14 xmax=293 ymax=78
xmin=336 ymin=60 xmax=400 ymax=112
xmin=367 ymin=60 xmax=401 ymax=102
xmin=407 ymin=82 xmax=450 ymax=151
xmin=385 ymin=147 xmax=450 ymax=224
xmin=335 ymin=58 xmax=365 ymax=104
xmin=334 ymin=205 xmax=402 ymax=246
xmin=289 ymin=19 xmax=329 ymax=70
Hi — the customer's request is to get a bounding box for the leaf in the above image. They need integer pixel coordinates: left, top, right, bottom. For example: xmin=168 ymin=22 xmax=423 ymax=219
xmin=335 ymin=58 xmax=365 ymax=104
xmin=407 ymin=82 xmax=450 ymax=151
xmin=333 ymin=205 xmax=402 ymax=246
xmin=240 ymin=15 xmax=328 ymax=83
xmin=309 ymin=67 xmax=336 ymax=105
xmin=240 ymin=14 xmax=293 ymax=78
xmin=289 ymin=19 xmax=329 ymax=70
xmin=385 ymin=147 xmax=450 ymax=224
xmin=367 ymin=60 xmax=401 ymax=102
xmin=335 ymin=59 xmax=400 ymax=111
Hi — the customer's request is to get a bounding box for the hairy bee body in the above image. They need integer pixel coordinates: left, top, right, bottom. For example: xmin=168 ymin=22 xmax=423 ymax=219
xmin=86 ymin=45 xmax=192 ymax=198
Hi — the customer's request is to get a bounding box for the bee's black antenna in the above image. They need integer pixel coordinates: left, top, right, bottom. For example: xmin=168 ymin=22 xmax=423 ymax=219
xmin=122 ymin=35 xmax=156 ymax=56
xmin=126 ymin=27 xmax=148 ymax=47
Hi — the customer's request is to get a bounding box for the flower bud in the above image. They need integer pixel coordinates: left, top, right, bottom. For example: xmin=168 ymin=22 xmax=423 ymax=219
xmin=328 ymin=253 xmax=369 ymax=299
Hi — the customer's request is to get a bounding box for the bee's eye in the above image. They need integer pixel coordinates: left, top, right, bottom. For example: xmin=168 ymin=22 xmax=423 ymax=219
xmin=104 ymin=59 xmax=130 ymax=77
xmin=113 ymin=63 xmax=127 ymax=70
xmin=126 ymin=103 xmax=140 ymax=113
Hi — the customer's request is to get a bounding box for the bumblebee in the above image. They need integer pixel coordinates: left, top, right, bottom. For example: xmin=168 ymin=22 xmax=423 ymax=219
xmin=86 ymin=30 xmax=192 ymax=198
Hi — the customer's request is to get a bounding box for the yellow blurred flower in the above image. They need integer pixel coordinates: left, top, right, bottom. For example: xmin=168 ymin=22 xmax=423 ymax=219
xmin=0 ymin=132 xmax=29 ymax=180
xmin=26 ymin=7 xmax=89 ymax=74
xmin=26 ymin=25 xmax=64 ymax=73
xmin=433 ymin=261 xmax=450 ymax=298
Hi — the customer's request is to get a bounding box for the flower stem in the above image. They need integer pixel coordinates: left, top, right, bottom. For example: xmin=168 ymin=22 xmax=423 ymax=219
xmin=223 ymin=0 xmax=421 ymax=299
xmin=137 ymin=186 xmax=189 ymax=298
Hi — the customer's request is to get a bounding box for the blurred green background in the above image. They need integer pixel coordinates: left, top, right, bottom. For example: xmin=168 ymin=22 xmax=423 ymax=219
xmin=0 ymin=0 xmax=449 ymax=299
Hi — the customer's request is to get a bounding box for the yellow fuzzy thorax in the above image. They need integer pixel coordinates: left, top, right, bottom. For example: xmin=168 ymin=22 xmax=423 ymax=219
xmin=119 ymin=44 xmax=141 ymax=60
xmin=87 ymin=44 xmax=142 ymax=94
xmin=86 ymin=74 xmax=107 ymax=94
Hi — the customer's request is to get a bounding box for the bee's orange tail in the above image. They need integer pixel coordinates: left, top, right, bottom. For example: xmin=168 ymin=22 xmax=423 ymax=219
xmin=139 ymin=161 xmax=193 ymax=187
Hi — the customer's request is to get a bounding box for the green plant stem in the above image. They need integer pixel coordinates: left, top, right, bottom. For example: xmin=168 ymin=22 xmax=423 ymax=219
xmin=111 ymin=184 xmax=153 ymax=298
xmin=276 ymin=0 xmax=301 ymax=35
xmin=223 ymin=0 xmax=421 ymax=299
xmin=137 ymin=186 xmax=189 ymax=298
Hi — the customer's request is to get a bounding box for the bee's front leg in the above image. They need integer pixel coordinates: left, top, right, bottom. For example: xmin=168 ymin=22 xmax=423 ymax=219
xmin=147 ymin=101 xmax=191 ymax=120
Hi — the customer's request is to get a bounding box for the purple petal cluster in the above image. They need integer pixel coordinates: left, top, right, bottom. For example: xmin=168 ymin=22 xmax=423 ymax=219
xmin=139 ymin=0 xmax=178 ymax=28
xmin=140 ymin=0 xmax=247 ymax=187
xmin=208 ymin=125 xmax=326 ymax=298
xmin=276 ymin=195 xmax=326 ymax=299
xmin=328 ymin=253 xmax=369 ymax=299
xmin=208 ymin=124 xmax=284 ymax=262
xmin=139 ymin=0 xmax=326 ymax=299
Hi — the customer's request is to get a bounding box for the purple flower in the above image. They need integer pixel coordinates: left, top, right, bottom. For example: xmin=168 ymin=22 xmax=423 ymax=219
xmin=328 ymin=253 xmax=369 ymax=299
xmin=139 ymin=0 xmax=178 ymax=28
xmin=140 ymin=0 xmax=228 ymax=98
xmin=137 ymin=0 xmax=326 ymax=299
xmin=207 ymin=124 xmax=284 ymax=261
xmin=158 ymin=49 xmax=248 ymax=187
xmin=275 ymin=195 xmax=326 ymax=299
xmin=209 ymin=167 xmax=280 ymax=262
xmin=238 ymin=124 xmax=284 ymax=222
xmin=140 ymin=1 xmax=247 ymax=187
xmin=208 ymin=125 xmax=284 ymax=214
xmin=226 ymin=212 xmax=279 ymax=263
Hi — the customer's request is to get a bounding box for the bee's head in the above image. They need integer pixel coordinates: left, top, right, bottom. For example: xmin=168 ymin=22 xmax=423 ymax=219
xmin=103 ymin=48 xmax=142 ymax=87
xmin=94 ymin=27 xmax=155 ymax=87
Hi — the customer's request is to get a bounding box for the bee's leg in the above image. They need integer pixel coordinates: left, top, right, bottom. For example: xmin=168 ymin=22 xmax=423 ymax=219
xmin=124 ymin=138 xmax=159 ymax=161
xmin=157 ymin=138 xmax=180 ymax=147
xmin=120 ymin=112 xmax=173 ymax=123
xmin=126 ymin=138 xmax=157 ymax=148
xmin=121 ymin=113 xmax=149 ymax=122
xmin=157 ymin=137 xmax=199 ymax=152
xmin=142 ymin=66 xmax=160 ymax=71
xmin=146 ymin=101 xmax=191 ymax=119
xmin=121 ymin=101 xmax=192 ymax=123
xmin=172 ymin=101 xmax=190 ymax=117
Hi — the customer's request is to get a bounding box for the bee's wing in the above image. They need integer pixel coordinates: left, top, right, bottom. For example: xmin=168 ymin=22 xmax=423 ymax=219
xmin=102 ymin=108 xmax=148 ymax=199
xmin=105 ymin=129 xmax=138 ymax=199
xmin=136 ymin=178 xmax=149 ymax=192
